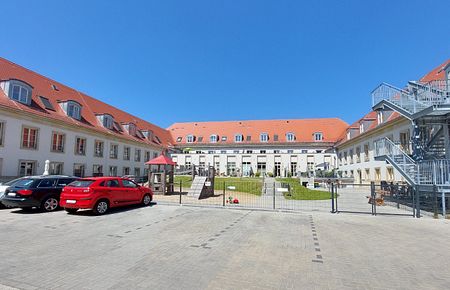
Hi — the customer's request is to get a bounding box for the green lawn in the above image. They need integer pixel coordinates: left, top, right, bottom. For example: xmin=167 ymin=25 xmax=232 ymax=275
xmin=276 ymin=178 xmax=332 ymax=200
xmin=174 ymin=176 xmax=263 ymax=196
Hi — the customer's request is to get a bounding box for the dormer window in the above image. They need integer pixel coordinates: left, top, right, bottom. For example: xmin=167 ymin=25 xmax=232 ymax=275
xmin=96 ymin=114 xmax=114 ymax=129
xmin=221 ymin=136 xmax=227 ymax=142
xmin=186 ymin=135 xmax=195 ymax=143
xmin=141 ymin=130 xmax=153 ymax=140
xmin=176 ymin=137 xmax=182 ymax=142
xmin=286 ymin=132 xmax=295 ymax=142
xmin=377 ymin=111 xmax=383 ymax=125
xmin=359 ymin=123 xmax=364 ymax=133
xmin=122 ymin=123 xmax=136 ymax=136
xmin=260 ymin=133 xmax=269 ymax=142
xmin=314 ymin=132 xmax=323 ymax=141
xmin=59 ymin=100 xmax=82 ymax=120
xmin=347 ymin=131 xmax=351 ymax=140
xmin=235 ymin=134 xmax=243 ymax=143
xmin=210 ymin=134 xmax=218 ymax=143
xmin=1 ymin=80 xmax=33 ymax=105
xmin=197 ymin=136 xmax=203 ymax=143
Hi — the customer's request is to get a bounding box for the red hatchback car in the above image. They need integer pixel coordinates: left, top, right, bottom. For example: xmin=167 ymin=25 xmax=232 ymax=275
xmin=60 ymin=177 xmax=153 ymax=215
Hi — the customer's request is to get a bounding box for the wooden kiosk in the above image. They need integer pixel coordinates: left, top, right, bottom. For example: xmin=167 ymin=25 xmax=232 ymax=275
xmin=145 ymin=155 xmax=177 ymax=195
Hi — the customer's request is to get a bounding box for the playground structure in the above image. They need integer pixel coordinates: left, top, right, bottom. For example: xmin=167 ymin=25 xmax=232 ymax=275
xmin=176 ymin=165 xmax=216 ymax=199
xmin=145 ymin=155 xmax=176 ymax=195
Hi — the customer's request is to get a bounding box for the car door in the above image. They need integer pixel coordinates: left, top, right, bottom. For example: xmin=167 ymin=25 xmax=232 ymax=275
xmin=36 ymin=178 xmax=57 ymax=202
xmin=119 ymin=179 xmax=141 ymax=204
xmin=104 ymin=179 xmax=122 ymax=205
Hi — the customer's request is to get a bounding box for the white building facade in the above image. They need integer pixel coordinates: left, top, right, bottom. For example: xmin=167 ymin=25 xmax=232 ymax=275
xmin=0 ymin=57 xmax=169 ymax=180
xmin=335 ymin=112 xmax=412 ymax=184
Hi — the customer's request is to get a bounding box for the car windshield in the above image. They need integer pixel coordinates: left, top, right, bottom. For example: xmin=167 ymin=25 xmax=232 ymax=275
xmin=13 ymin=179 xmax=36 ymax=188
xmin=68 ymin=180 xmax=95 ymax=187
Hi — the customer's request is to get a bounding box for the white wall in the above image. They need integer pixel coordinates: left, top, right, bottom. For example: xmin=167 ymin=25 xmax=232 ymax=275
xmin=336 ymin=120 xmax=411 ymax=183
xmin=0 ymin=112 xmax=161 ymax=178
xmin=171 ymin=146 xmax=336 ymax=177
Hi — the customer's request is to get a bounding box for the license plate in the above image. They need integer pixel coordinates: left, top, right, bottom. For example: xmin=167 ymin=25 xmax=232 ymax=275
xmin=66 ymin=200 xmax=76 ymax=204
xmin=7 ymin=192 xmax=16 ymax=197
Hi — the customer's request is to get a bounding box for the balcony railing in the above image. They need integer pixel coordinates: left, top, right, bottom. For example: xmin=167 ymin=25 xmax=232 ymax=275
xmin=372 ymin=83 xmax=430 ymax=115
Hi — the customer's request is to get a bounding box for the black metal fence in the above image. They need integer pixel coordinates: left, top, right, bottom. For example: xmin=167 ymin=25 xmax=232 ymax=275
xmin=152 ymin=179 xmax=447 ymax=218
xmin=154 ymin=180 xmax=333 ymax=212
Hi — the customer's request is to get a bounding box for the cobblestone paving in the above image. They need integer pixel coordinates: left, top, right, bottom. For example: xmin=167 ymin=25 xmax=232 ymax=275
xmin=0 ymin=204 xmax=449 ymax=289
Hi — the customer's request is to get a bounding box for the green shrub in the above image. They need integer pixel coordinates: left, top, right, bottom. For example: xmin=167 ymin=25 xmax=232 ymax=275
xmin=255 ymin=172 xmax=261 ymax=178
xmin=267 ymin=172 xmax=274 ymax=177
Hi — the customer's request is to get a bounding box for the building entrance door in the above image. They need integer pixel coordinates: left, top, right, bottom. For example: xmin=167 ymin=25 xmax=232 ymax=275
xmin=274 ymin=162 xmax=281 ymax=177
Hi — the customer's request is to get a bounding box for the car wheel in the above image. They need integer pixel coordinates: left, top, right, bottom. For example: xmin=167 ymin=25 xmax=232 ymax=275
xmin=92 ymin=200 xmax=109 ymax=215
xmin=142 ymin=194 xmax=152 ymax=206
xmin=41 ymin=197 xmax=59 ymax=212
xmin=65 ymin=208 xmax=79 ymax=214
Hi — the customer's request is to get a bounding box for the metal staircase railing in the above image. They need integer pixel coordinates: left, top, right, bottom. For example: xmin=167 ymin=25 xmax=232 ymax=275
xmin=372 ymin=83 xmax=430 ymax=116
xmin=418 ymin=160 xmax=450 ymax=186
xmin=374 ymin=137 xmax=418 ymax=185
xmin=412 ymin=80 xmax=449 ymax=105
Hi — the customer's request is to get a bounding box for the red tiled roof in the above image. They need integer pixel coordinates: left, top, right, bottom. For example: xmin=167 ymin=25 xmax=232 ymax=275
xmin=0 ymin=57 xmax=172 ymax=148
xmin=420 ymin=59 xmax=450 ymax=82
xmin=336 ymin=111 xmax=403 ymax=147
xmin=167 ymin=118 xmax=349 ymax=145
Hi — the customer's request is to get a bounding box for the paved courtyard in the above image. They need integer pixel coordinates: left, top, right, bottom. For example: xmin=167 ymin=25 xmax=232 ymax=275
xmin=0 ymin=204 xmax=449 ymax=289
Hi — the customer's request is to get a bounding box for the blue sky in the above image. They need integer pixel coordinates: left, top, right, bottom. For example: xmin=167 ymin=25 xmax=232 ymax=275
xmin=1 ymin=0 xmax=449 ymax=128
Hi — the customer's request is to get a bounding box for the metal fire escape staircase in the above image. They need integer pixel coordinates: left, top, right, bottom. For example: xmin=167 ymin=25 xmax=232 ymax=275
xmin=372 ymin=80 xmax=450 ymax=187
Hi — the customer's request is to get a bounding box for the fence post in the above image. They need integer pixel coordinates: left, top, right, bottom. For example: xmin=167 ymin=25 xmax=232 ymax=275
xmin=223 ymin=181 xmax=226 ymax=207
xmin=415 ymin=185 xmax=421 ymax=218
xmin=442 ymin=191 xmax=447 ymax=218
xmin=335 ymin=184 xmax=339 ymax=212
xmin=179 ymin=180 xmax=182 ymax=204
xmin=273 ymin=182 xmax=276 ymax=210
xmin=433 ymin=185 xmax=438 ymax=218
xmin=331 ymin=183 xmax=335 ymax=213
xmin=370 ymin=182 xmax=376 ymax=216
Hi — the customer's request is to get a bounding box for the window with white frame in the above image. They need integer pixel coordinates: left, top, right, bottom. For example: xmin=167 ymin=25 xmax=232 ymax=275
xmin=377 ymin=111 xmax=383 ymax=125
xmin=74 ymin=137 xmax=86 ymax=155
xmin=73 ymin=163 xmax=85 ymax=177
xmin=6 ymin=80 xmax=32 ymax=105
xmin=186 ymin=135 xmax=195 ymax=143
xmin=97 ymin=114 xmax=114 ymax=129
xmin=49 ymin=162 xmax=64 ymax=175
xmin=234 ymin=134 xmax=243 ymax=142
xmin=21 ymin=127 xmax=38 ymax=149
xmin=123 ymin=167 xmax=130 ymax=175
xmin=260 ymin=133 xmax=268 ymax=142
xmin=134 ymin=149 xmax=141 ymax=162
xmin=0 ymin=122 xmax=5 ymax=146
xmin=123 ymin=146 xmax=130 ymax=160
xmin=94 ymin=140 xmax=104 ymax=157
xmin=51 ymin=132 xmax=65 ymax=152
xmin=314 ymin=132 xmax=323 ymax=141
xmin=123 ymin=123 xmax=136 ymax=136
xmin=134 ymin=167 xmax=141 ymax=177
xmin=210 ymin=134 xmax=218 ymax=143
xmin=109 ymin=166 xmax=118 ymax=176
xmin=145 ymin=151 xmax=151 ymax=161
xmin=93 ymin=164 xmax=103 ymax=176
xmin=286 ymin=132 xmax=295 ymax=142
xmin=60 ymin=101 xmax=82 ymax=120
xmin=110 ymin=144 xmax=118 ymax=159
